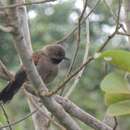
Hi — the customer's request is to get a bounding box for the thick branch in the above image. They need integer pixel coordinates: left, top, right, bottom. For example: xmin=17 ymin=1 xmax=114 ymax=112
xmin=8 ymin=82 xmax=113 ymax=130
xmin=14 ymin=1 xmax=50 ymax=130
xmin=0 ymin=60 xmax=14 ymax=81
xmin=55 ymin=96 xmax=113 ymax=130
xmin=7 ymin=1 xmax=81 ymax=130
xmin=8 ymin=85 xmax=114 ymax=130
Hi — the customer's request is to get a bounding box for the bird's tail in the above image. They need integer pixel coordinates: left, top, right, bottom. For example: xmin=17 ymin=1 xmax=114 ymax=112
xmin=0 ymin=68 xmax=27 ymax=103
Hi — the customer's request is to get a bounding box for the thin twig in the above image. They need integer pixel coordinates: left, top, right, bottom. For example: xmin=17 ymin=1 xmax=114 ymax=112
xmin=47 ymin=21 xmax=122 ymax=97
xmin=46 ymin=56 xmax=93 ymax=96
xmin=116 ymin=0 xmax=122 ymax=30
xmin=98 ymin=0 xmax=122 ymax=52
xmin=0 ymin=0 xmax=56 ymax=9
xmin=59 ymin=0 xmax=99 ymax=95
xmin=103 ymin=0 xmax=126 ymax=38
xmin=65 ymin=0 xmax=90 ymax=98
xmin=103 ymin=0 xmax=117 ymax=21
xmin=66 ymin=0 xmax=88 ymax=75
xmin=120 ymin=23 xmax=127 ymax=33
xmin=0 ymin=25 xmax=13 ymax=33
xmin=0 ymin=108 xmax=38 ymax=129
xmin=97 ymin=30 xmax=117 ymax=52
xmin=117 ymin=31 xmax=130 ymax=37
xmin=55 ymin=0 xmax=101 ymax=45
xmin=0 ymin=103 xmax=12 ymax=130
xmin=101 ymin=2 xmax=122 ymax=129
xmin=58 ymin=0 xmax=100 ymax=96
xmin=46 ymin=0 xmax=122 ymax=96
xmin=113 ymin=117 xmax=118 ymax=130
xmin=46 ymin=32 xmax=120 ymax=96
xmin=0 ymin=60 xmax=14 ymax=81
xmin=47 ymin=28 xmax=120 ymax=96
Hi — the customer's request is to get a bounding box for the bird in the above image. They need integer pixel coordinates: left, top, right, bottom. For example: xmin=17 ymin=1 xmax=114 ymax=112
xmin=0 ymin=44 xmax=68 ymax=103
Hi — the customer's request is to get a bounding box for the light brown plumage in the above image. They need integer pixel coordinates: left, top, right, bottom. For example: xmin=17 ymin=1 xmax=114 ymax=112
xmin=0 ymin=44 xmax=66 ymax=103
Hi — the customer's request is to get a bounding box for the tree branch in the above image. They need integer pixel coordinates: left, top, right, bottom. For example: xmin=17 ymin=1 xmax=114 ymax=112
xmin=0 ymin=0 xmax=56 ymax=9
xmin=0 ymin=106 xmax=38 ymax=129
xmin=55 ymin=96 xmax=113 ymax=130
xmin=15 ymin=83 xmax=113 ymax=130
xmin=0 ymin=25 xmax=13 ymax=32
xmin=65 ymin=0 xmax=90 ymax=98
xmin=55 ymin=0 xmax=101 ymax=45
xmin=6 ymin=1 xmax=81 ymax=130
xmin=0 ymin=60 xmax=14 ymax=81
xmin=66 ymin=0 xmax=88 ymax=75
xmin=0 ymin=104 xmax=12 ymax=130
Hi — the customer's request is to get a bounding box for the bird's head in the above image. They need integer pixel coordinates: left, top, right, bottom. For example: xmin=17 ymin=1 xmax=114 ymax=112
xmin=42 ymin=44 xmax=68 ymax=64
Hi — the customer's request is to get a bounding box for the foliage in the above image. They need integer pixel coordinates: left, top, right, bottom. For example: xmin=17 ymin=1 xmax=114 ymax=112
xmin=99 ymin=50 xmax=130 ymax=72
xmin=100 ymin=50 xmax=130 ymax=116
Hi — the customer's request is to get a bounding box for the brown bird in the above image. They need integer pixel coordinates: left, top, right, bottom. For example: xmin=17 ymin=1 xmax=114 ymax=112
xmin=0 ymin=44 xmax=67 ymax=103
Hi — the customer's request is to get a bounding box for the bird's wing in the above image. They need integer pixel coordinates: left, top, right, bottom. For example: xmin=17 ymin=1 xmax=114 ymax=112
xmin=43 ymin=67 xmax=58 ymax=84
xmin=36 ymin=56 xmax=58 ymax=84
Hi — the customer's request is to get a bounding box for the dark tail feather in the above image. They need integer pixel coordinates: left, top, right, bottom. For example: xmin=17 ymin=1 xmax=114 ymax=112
xmin=0 ymin=68 xmax=27 ymax=103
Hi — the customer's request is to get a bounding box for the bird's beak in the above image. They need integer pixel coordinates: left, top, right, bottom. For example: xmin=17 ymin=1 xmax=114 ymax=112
xmin=64 ymin=57 xmax=70 ymax=61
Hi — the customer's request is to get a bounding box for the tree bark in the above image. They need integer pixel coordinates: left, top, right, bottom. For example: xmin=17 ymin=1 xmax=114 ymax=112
xmin=16 ymin=0 xmax=51 ymax=130
xmin=6 ymin=0 xmax=81 ymax=130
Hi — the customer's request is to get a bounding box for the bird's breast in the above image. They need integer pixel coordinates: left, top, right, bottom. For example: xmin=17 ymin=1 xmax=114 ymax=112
xmin=36 ymin=57 xmax=58 ymax=84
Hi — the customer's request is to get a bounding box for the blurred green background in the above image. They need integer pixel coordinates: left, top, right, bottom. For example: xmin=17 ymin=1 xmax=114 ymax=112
xmin=0 ymin=0 xmax=130 ymax=130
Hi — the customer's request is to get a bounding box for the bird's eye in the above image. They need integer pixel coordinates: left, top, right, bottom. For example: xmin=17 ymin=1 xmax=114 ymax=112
xmin=51 ymin=58 xmax=63 ymax=64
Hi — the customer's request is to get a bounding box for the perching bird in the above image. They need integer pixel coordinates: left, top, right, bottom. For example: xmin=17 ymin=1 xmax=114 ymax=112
xmin=0 ymin=44 xmax=67 ymax=103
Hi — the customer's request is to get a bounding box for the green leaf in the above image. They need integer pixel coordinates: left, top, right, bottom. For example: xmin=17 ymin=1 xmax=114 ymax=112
xmin=101 ymin=72 xmax=130 ymax=94
xmin=107 ymin=100 xmax=130 ymax=116
xmin=105 ymin=93 xmax=130 ymax=105
xmin=99 ymin=49 xmax=130 ymax=72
